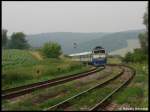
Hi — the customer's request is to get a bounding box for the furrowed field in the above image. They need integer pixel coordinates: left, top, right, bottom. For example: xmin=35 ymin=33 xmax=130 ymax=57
xmin=2 ymin=49 xmax=90 ymax=90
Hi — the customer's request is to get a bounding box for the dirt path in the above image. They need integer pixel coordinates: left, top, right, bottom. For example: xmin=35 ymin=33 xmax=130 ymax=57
xmin=29 ymin=51 xmax=43 ymax=61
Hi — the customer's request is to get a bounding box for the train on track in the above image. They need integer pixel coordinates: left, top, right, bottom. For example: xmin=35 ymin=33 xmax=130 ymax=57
xmin=69 ymin=46 xmax=107 ymax=66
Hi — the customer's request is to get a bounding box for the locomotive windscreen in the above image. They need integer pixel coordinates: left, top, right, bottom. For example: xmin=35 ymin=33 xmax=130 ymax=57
xmin=94 ymin=50 xmax=105 ymax=53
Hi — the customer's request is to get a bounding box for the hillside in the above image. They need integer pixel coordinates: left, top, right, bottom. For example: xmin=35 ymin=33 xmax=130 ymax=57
xmin=26 ymin=29 xmax=145 ymax=54
xmin=78 ymin=29 xmax=144 ymax=53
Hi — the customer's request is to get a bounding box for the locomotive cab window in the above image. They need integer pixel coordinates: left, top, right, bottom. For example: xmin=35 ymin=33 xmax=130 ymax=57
xmin=93 ymin=50 xmax=105 ymax=54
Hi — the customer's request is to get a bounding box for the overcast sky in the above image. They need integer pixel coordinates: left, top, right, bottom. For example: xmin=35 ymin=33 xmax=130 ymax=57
xmin=2 ymin=1 xmax=148 ymax=35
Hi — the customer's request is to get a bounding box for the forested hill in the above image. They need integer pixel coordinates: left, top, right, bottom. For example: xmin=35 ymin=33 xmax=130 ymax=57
xmin=26 ymin=29 xmax=145 ymax=54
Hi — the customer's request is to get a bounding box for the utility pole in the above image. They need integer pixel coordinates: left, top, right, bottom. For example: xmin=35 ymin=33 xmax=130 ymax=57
xmin=73 ymin=42 xmax=80 ymax=62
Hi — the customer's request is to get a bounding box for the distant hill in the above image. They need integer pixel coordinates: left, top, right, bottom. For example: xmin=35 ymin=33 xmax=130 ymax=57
xmin=77 ymin=29 xmax=145 ymax=53
xmin=26 ymin=29 xmax=145 ymax=54
xmin=26 ymin=32 xmax=108 ymax=53
xmin=109 ymin=39 xmax=141 ymax=56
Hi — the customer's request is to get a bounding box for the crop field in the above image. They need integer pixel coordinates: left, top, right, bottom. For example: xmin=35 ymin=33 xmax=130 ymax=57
xmin=2 ymin=49 xmax=38 ymax=68
xmin=2 ymin=49 xmax=91 ymax=90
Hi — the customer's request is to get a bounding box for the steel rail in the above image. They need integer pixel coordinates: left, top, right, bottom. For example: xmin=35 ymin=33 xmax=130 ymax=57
xmin=2 ymin=67 xmax=97 ymax=94
xmin=2 ymin=67 xmax=104 ymax=100
xmin=43 ymin=65 xmax=124 ymax=111
xmin=89 ymin=65 xmax=135 ymax=111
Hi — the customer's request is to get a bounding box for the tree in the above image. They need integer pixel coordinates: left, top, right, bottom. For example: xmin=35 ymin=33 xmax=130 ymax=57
xmin=139 ymin=33 xmax=148 ymax=53
xmin=139 ymin=6 xmax=148 ymax=54
xmin=123 ymin=52 xmax=132 ymax=63
xmin=41 ymin=41 xmax=62 ymax=58
xmin=9 ymin=32 xmax=30 ymax=49
xmin=2 ymin=29 xmax=8 ymax=48
xmin=143 ymin=7 xmax=148 ymax=30
xmin=123 ymin=49 xmax=147 ymax=63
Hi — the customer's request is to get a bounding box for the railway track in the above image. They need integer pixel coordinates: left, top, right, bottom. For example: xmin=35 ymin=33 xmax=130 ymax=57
xmin=2 ymin=67 xmax=104 ymax=100
xmin=44 ymin=64 xmax=135 ymax=111
xmin=90 ymin=65 xmax=135 ymax=111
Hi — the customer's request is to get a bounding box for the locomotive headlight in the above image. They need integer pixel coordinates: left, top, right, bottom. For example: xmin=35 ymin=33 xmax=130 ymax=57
xmin=100 ymin=55 xmax=106 ymax=58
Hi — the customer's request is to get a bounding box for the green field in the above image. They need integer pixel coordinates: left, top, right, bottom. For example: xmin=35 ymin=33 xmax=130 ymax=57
xmin=2 ymin=49 xmax=38 ymax=68
xmin=2 ymin=49 xmax=91 ymax=90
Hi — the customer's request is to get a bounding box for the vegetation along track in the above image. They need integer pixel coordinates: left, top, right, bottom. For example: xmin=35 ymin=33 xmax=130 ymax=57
xmin=2 ymin=67 xmax=104 ymax=100
xmin=44 ymin=64 xmax=135 ymax=111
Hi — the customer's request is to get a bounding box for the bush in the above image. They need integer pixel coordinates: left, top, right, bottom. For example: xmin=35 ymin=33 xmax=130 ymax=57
xmin=41 ymin=41 xmax=62 ymax=58
xmin=123 ymin=49 xmax=148 ymax=63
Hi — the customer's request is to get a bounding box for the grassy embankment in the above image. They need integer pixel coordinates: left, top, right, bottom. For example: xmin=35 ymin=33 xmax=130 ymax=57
xmin=2 ymin=49 xmax=91 ymax=90
xmin=2 ymin=66 xmax=122 ymax=110
xmin=108 ymin=56 xmax=148 ymax=110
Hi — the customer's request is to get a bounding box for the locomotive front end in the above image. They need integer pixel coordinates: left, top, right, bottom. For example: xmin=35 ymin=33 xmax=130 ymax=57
xmin=91 ymin=46 xmax=107 ymax=66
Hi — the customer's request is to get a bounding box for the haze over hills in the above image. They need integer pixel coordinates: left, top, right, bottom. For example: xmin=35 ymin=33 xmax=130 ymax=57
xmin=26 ymin=32 xmax=108 ymax=53
xmin=25 ymin=29 xmax=145 ymax=55
xmin=77 ymin=29 xmax=144 ymax=53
